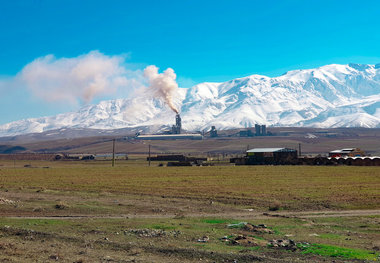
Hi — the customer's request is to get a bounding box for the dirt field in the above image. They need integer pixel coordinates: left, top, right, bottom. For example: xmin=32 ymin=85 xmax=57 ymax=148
xmin=2 ymin=127 xmax=380 ymax=156
xmin=0 ymin=160 xmax=379 ymax=262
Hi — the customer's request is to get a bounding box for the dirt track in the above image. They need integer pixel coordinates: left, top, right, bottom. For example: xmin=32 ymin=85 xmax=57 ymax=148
xmin=6 ymin=209 xmax=380 ymax=220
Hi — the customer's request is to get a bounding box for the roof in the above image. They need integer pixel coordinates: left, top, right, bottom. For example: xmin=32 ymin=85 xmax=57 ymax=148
xmin=329 ymin=148 xmax=356 ymax=154
xmin=246 ymin=148 xmax=295 ymax=153
xmin=95 ymin=154 xmax=127 ymax=157
xmin=136 ymin=134 xmax=203 ymax=140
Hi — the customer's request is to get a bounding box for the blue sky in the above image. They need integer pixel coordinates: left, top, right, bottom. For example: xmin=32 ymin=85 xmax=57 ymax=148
xmin=0 ymin=0 xmax=380 ymax=124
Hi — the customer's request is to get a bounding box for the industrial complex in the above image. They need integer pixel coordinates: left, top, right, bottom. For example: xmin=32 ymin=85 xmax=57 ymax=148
xmin=136 ymin=114 xmax=203 ymax=140
xmin=0 ymin=113 xmax=379 ymax=166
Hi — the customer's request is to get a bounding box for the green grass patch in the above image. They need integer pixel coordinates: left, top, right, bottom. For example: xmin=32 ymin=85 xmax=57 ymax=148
xmin=201 ymin=218 xmax=239 ymax=224
xmin=249 ymin=235 xmax=266 ymax=240
xmin=299 ymin=243 xmax=379 ymax=260
xmin=267 ymin=226 xmax=283 ymax=235
xmin=226 ymin=222 xmax=247 ymax=229
xmin=0 ymin=218 xmax=69 ymax=227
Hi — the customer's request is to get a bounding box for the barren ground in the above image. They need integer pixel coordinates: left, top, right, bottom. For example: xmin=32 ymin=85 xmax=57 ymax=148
xmin=0 ymin=160 xmax=379 ymax=262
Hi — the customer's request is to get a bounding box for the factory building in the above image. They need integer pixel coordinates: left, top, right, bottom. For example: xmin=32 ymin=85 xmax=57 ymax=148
xmin=210 ymin=126 xmax=218 ymax=137
xmin=239 ymin=129 xmax=254 ymax=137
xmin=239 ymin=125 xmax=267 ymax=137
xmin=231 ymin=147 xmax=298 ymax=165
xmin=246 ymin=148 xmax=298 ymax=164
xmin=172 ymin=114 xmax=182 ymax=134
xmin=255 ymin=124 xmax=267 ymax=136
xmin=136 ymin=114 xmax=203 ymax=140
xmin=136 ymin=134 xmax=203 ymax=140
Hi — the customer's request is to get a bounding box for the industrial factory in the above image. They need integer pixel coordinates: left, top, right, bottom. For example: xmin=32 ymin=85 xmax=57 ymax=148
xmin=171 ymin=114 xmax=182 ymax=134
xmin=136 ymin=114 xmax=203 ymax=140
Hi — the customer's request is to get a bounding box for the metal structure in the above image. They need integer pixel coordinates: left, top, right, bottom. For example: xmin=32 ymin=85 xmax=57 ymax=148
xmin=172 ymin=114 xmax=182 ymax=134
xmin=210 ymin=126 xmax=218 ymax=137
xmin=255 ymin=124 xmax=267 ymax=136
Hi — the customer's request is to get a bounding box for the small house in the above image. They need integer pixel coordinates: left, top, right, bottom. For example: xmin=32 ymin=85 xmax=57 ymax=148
xmin=328 ymin=148 xmax=365 ymax=158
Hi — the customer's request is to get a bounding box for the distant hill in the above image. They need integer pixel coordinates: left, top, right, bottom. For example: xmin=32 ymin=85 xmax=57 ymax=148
xmin=0 ymin=145 xmax=26 ymax=154
xmin=1 ymin=63 xmax=379 ymax=137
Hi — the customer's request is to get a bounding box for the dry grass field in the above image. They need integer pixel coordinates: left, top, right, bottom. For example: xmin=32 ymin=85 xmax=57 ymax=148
xmin=3 ymin=127 xmax=380 ymax=156
xmin=1 ymin=162 xmax=379 ymax=211
xmin=0 ymin=160 xmax=379 ymax=262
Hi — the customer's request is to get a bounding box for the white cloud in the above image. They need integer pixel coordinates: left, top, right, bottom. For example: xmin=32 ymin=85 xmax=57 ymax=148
xmin=0 ymin=51 xmax=193 ymax=115
xmin=17 ymin=51 xmax=130 ymax=105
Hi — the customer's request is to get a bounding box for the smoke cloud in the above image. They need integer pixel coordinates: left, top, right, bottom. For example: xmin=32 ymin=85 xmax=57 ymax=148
xmin=18 ymin=51 xmax=128 ymax=105
xmin=143 ymin=65 xmax=179 ymax=114
xmin=0 ymin=51 xmax=184 ymax=121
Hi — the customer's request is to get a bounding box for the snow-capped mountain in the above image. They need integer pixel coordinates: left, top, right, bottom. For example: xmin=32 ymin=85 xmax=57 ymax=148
xmin=1 ymin=63 xmax=380 ymax=137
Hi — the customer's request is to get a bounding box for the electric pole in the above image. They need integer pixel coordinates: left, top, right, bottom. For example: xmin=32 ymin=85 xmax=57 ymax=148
xmin=148 ymin=144 xmax=151 ymax=166
xmin=112 ymin=139 xmax=115 ymax=167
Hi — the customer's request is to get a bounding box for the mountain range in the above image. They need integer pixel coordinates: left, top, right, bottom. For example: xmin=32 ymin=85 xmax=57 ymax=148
xmin=1 ymin=63 xmax=380 ymax=137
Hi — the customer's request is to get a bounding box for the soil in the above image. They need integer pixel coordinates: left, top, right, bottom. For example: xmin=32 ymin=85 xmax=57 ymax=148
xmin=1 ymin=188 xmax=380 ymax=220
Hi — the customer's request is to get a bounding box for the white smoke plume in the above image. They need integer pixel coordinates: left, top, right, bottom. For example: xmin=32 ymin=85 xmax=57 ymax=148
xmin=18 ymin=51 xmax=128 ymax=105
xmin=143 ymin=65 xmax=179 ymax=114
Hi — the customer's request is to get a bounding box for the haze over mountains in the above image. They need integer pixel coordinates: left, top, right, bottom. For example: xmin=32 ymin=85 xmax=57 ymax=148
xmin=1 ymin=63 xmax=380 ymax=137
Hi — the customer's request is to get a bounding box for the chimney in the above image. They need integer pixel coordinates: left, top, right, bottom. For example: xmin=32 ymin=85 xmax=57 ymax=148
xmin=176 ymin=114 xmax=181 ymax=134
xmin=172 ymin=114 xmax=181 ymax=134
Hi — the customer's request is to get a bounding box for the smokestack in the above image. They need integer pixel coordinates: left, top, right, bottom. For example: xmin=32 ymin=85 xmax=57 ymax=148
xmin=176 ymin=114 xmax=181 ymax=134
xmin=143 ymin=65 xmax=179 ymax=114
xmin=172 ymin=114 xmax=181 ymax=134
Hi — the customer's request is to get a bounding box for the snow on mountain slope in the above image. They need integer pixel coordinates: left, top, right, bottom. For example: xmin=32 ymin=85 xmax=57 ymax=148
xmin=181 ymin=63 xmax=380 ymax=131
xmin=1 ymin=63 xmax=379 ymax=137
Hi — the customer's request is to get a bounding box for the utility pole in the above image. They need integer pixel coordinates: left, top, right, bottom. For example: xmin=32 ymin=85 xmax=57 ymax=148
xmin=299 ymin=143 xmax=302 ymax=157
xmin=112 ymin=139 xmax=115 ymax=167
xmin=148 ymin=144 xmax=151 ymax=166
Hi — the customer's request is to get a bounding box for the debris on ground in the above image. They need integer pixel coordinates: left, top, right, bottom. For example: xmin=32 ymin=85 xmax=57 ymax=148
xmin=267 ymin=239 xmax=305 ymax=251
xmin=222 ymin=234 xmax=310 ymax=251
xmin=0 ymin=197 xmax=17 ymax=205
xmin=49 ymin=254 xmax=59 ymax=260
xmin=124 ymin=229 xmax=181 ymax=238
xmin=221 ymin=235 xmax=267 ymax=247
xmin=221 ymin=236 xmax=229 ymax=242
xmin=243 ymin=223 xmax=274 ymax=234
xmin=197 ymin=236 xmax=209 ymax=242
xmin=227 ymin=222 xmax=274 ymax=234
xmin=0 ymin=242 xmax=15 ymax=250
xmin=54 ymin=202 xmax=69 ymax=209
xmin=103 ymin=255 xmax=114 ymax=262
